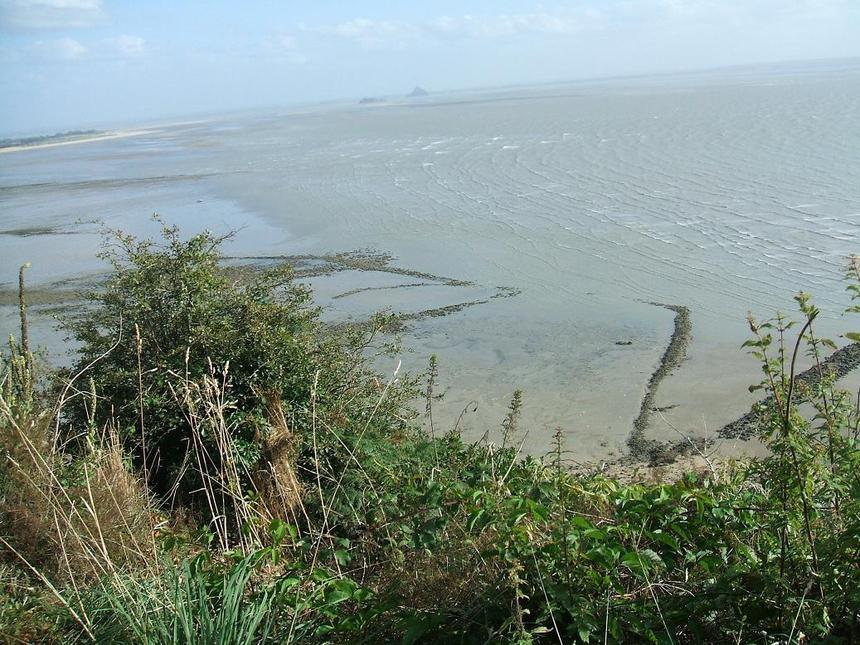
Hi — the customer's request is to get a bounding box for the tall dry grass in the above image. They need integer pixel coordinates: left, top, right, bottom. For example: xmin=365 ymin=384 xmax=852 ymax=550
xmin=0 ymin=269 xmax=311 ymax=641
xmin=0 ymin=356 xmax=311 ymax=641
xmin=167 ymin=360 xmax=306 ymax=552
xmin=1 ymin=357 xmax=159 ymax=639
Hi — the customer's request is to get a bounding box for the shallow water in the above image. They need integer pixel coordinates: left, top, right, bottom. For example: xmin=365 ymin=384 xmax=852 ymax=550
xmin=2 ymin=60 xmax=859 ymax=458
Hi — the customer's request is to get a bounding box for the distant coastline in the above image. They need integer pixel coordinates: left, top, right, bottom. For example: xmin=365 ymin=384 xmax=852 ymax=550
xmin=0 ymin=128 xmax=154 ymax=154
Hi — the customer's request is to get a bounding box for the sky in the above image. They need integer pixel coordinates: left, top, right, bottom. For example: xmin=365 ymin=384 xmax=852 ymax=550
xmin=1 ymin=0 xmax=859 ymax=135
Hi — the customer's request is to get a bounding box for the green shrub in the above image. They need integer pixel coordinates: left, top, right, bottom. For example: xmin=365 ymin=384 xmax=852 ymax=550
xmin=64 ymin=221 xmax=415 ymax=510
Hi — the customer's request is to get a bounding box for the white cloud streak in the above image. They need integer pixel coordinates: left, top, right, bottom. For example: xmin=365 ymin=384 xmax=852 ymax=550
xmin=310 ymin=17 xmax=416 ymax=49
xmin=0 ymin=0 xmax=102 ymax=30
xmin=304 ymin=2 xmax=852 ymax=49
xmin=30 ymin=35 xmax=86 ymax=60
xmin=261 ymin=32 xmax=309 ymax=64
xmin=303 ymin=11 xmax=605 ymax=52
xmin=107 ymin=34 xmax=145 ymax=57
xmin=312 ymin=12 xmax=600 ymax=46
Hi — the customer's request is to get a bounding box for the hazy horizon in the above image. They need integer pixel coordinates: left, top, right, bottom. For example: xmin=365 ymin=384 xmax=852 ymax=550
xmin=2 ymin=0 xmax=859 ymax=136
xmin=2 ymin=54 xmax=858 ymax=139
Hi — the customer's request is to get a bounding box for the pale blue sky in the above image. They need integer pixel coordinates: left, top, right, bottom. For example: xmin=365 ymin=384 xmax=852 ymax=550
xmin=1 ymin=0 xmax=859 ymax=135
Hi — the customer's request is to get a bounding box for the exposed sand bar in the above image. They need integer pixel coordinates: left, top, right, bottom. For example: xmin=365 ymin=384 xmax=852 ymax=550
xmin=0 ymin=129 xmax=156 ymax=154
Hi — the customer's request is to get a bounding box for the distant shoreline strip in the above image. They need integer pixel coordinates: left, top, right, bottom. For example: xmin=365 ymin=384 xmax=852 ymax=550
xmin=0 ymin=130 xmax=153 ymax=154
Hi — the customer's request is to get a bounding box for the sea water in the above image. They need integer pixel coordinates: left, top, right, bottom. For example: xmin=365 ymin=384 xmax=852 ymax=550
xmin=2 ymin=59 xmax=859 ymax=458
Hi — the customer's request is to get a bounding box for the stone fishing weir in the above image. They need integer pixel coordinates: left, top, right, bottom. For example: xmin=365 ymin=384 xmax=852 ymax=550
xmin=0 ymin=249 xmax=522 ymax=342
xmin=626 ymin=303 xmax=697 ymax=463
xmin=625 ymin=299 xmax=860 ymax=463
xmin=719 ymin=341 xmax=860 ymax=440
xmin=223 ymin=250 xmax=521 ymax=329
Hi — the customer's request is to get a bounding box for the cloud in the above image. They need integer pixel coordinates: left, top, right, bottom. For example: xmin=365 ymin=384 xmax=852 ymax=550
xmin=613 ymin=0 xmax=851 ymax=24
xmin=0 ymin=0 xmax=102 ymax=30
xmin=107 ymin=34 xmax=145 ymax=57
xmin=284 ymin=51 xmax=308 ymax=64
xmin=30 ymin=36 xmax=87 ymax=60
xmin=17 ymin=33 xmax=147 ymax=64
xmin=261 ymin=32 xmax=309 ymax=64
xmin=304 ymin=1 xmax=852 ymax=49
xmin=323 ymin=18 xmax=412 ymax=40
xmin=278 ymin=34 xmax=297 ymax=50
xmin=308 ymin=11 xmax=604 ymax=48
xmin=453 ymin=12 xmax=597 ymax=38
xmin=309 ymin=17 xmax=416 ymax=49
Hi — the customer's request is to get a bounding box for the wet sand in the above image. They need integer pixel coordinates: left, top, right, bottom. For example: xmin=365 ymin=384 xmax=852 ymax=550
xmin=4 ymin=248 xmax=859 ymax=472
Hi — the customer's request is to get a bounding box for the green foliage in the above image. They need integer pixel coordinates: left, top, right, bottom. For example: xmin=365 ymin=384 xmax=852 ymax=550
xmin=2 ymin=264 xmax=37 ymax=414
xmin=740 ymin=286 xmax=860 ymax=639
xmin=66 ymin=222 xmax=310 ymax=488
xmin=501 ymin=388 xmax=523 ymax=449
xmin=71 ymin=528 xmax=383 ymax=643
xmin=0 ymin=564 xmax=64 ymax=642
xmin=282 ymin=258 xmax=860 ymax=642
xmin=82 ymin=555 xmax=277 ymax=644
xmin=64 ymin=219 xmax=414 ymax=506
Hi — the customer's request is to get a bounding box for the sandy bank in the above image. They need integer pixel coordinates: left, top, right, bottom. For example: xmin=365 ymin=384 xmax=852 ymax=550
xmin=0 ymin=129 xmax=155 ymax=154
